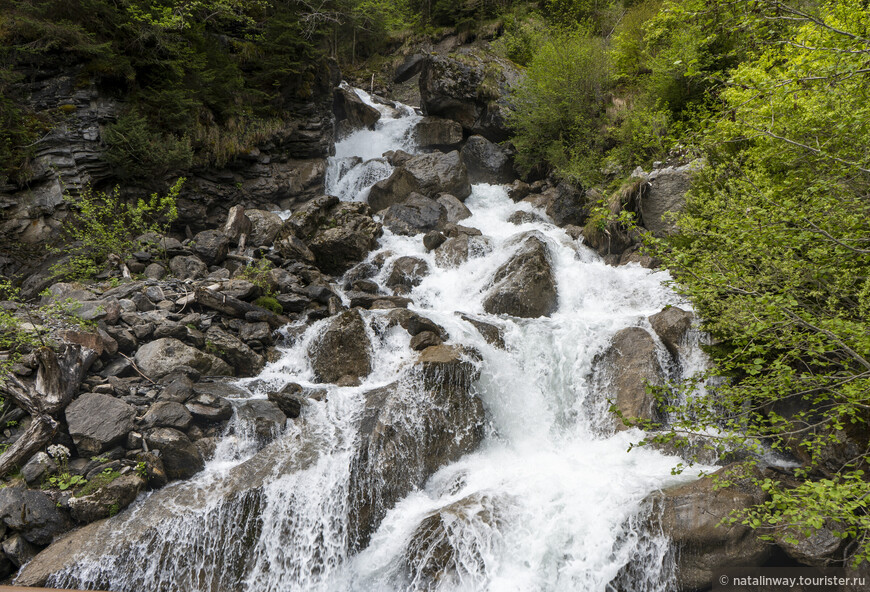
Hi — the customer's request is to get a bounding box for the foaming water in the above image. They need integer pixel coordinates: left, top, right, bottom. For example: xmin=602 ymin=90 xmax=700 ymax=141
xmin=42 ymin=88 xmax=710 ymax=592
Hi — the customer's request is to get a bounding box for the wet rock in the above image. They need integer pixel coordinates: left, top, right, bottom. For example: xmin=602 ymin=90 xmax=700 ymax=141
xmin=267 ymin=383 xmax=306 ymax=418
xmin=482 ymin=235 xmax=557 ymax=318
xmin=0 ymin=488 xmax=73 ymax=545
xmin=437 ymin=194 xmax=471 ymax=223
xmin=648 ymin=306 xmax=693 ymax=358
xmin=423 ymin=230 xmax=447 ymax=251
xmin=649 ymin=464 xmax=770 ymax=591
xmin=145 ymin=428 xmax=205 ymax=481
xmin=404 ymin=493 xmax=500 ymax=586
xmin=385 ymin=309 xmax=447 ymax=340
xmin=21 ymin=452 xmax=57 ymax=486
xmin=434 ymin=234 xmax=491 ymax=267
xmin=204 ymin=326 xmax=265 ymax=376
xmin=414 ymin=117 xmax=463 ymax=149
xmin=309 ymin=309 xmax=372 ymax=384
xmin=140 ymin=401 xmax=193 ymax=430
xmin=410 ymin=331 xmax=442 ymax=350
xmin=237 ymin=400 xmax=287 ymax=441
xmin=347 ymin=292 xmax=411 ymax=309
xmin=459 ymin=313 xmax=505 ymax=349
xmin=507 ymin=180 xmax=532 ymax=202
xmin=368 ymin=151 xmax=471 ymax=212
xmin=134 ymin=338 xmax=233 ymax=381
xmin=348 ymin=345 xmax=484 ymax=548
xmin=245 ymin=209 xmax=284 ymax=247
xmin=460 ymin=135 xmax=514 ymax=184
xmin=192 ymin=230 xmax=230 ymax=265
xmin=597 ymin=327 xmax=664 ymax=430
xmin=66 ymin=393 xmax=136 ymax=456
xmin=507 ymin=210 xmax=546 ymax=225
xmin=334 ymin=86 xmax=381 ymax=131
xmin=382 ymin=193 xmax=446 ymax=236
xmin=68 ymin=474 xmax=146 ymax=523
xmin=386 ymin=256 xmax=429 ymax=290
xmin=169 ymin=255 xmax=208 ymax=280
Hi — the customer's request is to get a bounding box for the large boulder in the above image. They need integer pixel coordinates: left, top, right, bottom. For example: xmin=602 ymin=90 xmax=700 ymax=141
xmin=134 ymin=338 xmax=233 ymax=381
xmin=191 ymin=230 xmax=229 ymax=266
xmin=382 ymin=193 xmax=446 ymax=236
xmin=334 ymin=86 xmax=381 ymax=131
xmin=596 ymin=327 xmax=665 ymax=430
xmin=419 ymin=52 xmax=520 ymax=142
xmin=68 ymin=474 xmax=146 ymax=524
xmin=437 ymin=194 xmax=471 ymax=223
xmin=140 ymin=401 xmax=193 ymax=430
xmin=648 ymin=306 xmax=693 ymax=358
xmin=460 ymin=135 xmax=514 ymax=184
xmin=0 ymin=489 xmax=73 ymax=545
xmin=308 ymin=309 xmax=372 ymax=384
xmin=144 ymin=428 xmax=205 ymax=481
xmin=482 ymin=235 xmax=558 ymax=318
xmin=204 ymin=326 xmax=265 ymax=376
xmin=386 ymin=256 xmax=430 ymax=291
xmin=639 ymin=160 xmax=703 ymax=236
xmin=368 ymin=151 xmax=471 ymax=212
xmin=414 ymin=117 xmax=463 ymax=149
xmin=66 ymin=393 xmax=136 ymax=456
xmin=282 ymin=199 xmax=381 ymax=275
xmin=649 ymin=465 xmax=770 ymax=591
xmin=245 ymin=209 xmax=283 ymax=247
xmin=348 ymin=344 xmax=485 ymax=548
xmin=544 ymin=182 xmax=588 ymax=227
xmin=236 ymin=399 xmax=287 ymax=441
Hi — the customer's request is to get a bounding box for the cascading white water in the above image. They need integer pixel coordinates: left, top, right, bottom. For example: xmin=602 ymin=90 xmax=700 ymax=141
xmin=42 ymin=87 xmax=713 ymax=592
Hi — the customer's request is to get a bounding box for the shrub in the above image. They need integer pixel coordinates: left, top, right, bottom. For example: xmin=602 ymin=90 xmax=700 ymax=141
xmin=52 ymin=178 xmax=184 ymax=279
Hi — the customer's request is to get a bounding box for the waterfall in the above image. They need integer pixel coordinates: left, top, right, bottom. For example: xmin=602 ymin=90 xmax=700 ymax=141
xmin=41 ymin=87 xmax=711 ymax=592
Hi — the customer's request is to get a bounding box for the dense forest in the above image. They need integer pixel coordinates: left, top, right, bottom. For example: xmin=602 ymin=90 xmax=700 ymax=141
xmin=1 ymin=0 xmax=869 ymax=573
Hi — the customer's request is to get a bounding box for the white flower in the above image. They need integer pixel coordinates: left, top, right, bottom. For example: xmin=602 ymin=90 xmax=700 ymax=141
xmin=46 ymin=444 xmax=70 ymax=460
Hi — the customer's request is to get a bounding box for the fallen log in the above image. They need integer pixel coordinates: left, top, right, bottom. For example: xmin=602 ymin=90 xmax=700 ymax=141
xmin=194 ymin=287 xmax=291 ymax=330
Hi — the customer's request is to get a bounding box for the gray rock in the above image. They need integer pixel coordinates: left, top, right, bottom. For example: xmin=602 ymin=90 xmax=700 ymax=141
xmin=596 ymin=327 xmax=664 ymax=430
xmin=275 ymin=234 xmax=316 ymax=263
xmin=385 ymin=309 xmax=448 ymax=340
xmin=410 ymin=331 xmax=442 ymax=350
xmin=649 ymin=464 xmax=770 ymax=591
xmin=204 ymin=326 xmax=265 ymax=377
xmin=309 ymin=309 xmax=372 ymax=384
xmin=414 ymin=117 xmax=463 ymax=149
xmin=368 ymin=151 xmax=471 ymax=212
xmin=66 ymin=393 xmax=136 ymax=456
xmin=544 ymin=182 xmax=588 ymax=227
xmin=459 ymin=313 xmax=505 ymax=349
xmin=21 ymin=452 xmax=57 ymax=486
xmin=237 ymin=399 xmax=287 ymax=441
xmin=0 ymin=488 xmax=73 ymax=545
xmin=169 ymin=255 xmax=208 ymax=280
xmin=134 ymin=338 xmax=233 ymax=381
xmin=140 ymin=401 xmax=193 ymax=430
xmin=775 ymin=523 xmax=844 ymax=567
xmin=3 ymin=532 xmax=39 ymax=567
xmin=145 ymin=428 xmax=205 ymax=481
xmin=460 ymin=135 xmax=514 ymax=184
xmin=192 ymin=230 xmax=230 ymax=266
xmin=482 ymin=235 xmax=558 ymax=318
xmin=423 ymin=230 xmax=447 ymax=251
xmin=267 ymin=383 xmax=306 ymax=418
xmin=507 ymin=210 xmax=546 ymax=225
xmin=334 ymin=86 xmax=381 ymax=131
xmin=382 ymin=193 xmax=446 ymax=236
xmin=223 ymin=205 xmax=252 ymax=242
xmin=245 ymin=209 xmax=284 ymax=247
xmin=437 ymin=194 xmax=471 ymax=223
xmin=639 ymin=161 xmax=703 ymax=236
xmin=185 ymin=392 xmax=233 ymax=423
xmin=420 ymin=53 xmax=520 ymax=141
xmin=648 ymin=306 xmax=694 ymax=358
xmin=386 ymin=256 xmax=429 ymax=290
xmin=68 ymin=474 xmax=146 ymax=524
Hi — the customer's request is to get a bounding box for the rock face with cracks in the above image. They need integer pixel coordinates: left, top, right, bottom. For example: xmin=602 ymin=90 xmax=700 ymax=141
xmin=482 ymin=234 xmax=558 ymax=318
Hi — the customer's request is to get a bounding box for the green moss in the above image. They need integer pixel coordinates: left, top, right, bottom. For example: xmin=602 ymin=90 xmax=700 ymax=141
xmin=255 ymin=296 xmax=282 ymax=314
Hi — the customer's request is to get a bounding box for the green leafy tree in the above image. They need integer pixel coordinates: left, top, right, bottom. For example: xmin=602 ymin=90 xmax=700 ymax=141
xmin=637 ymin=0 xmax=870 ymax=565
